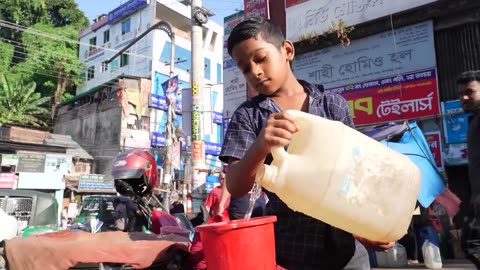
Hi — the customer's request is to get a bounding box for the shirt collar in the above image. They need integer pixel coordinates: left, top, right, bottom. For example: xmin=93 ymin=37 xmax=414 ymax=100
xmin=256 ymin=80 xmax=325 ymax=111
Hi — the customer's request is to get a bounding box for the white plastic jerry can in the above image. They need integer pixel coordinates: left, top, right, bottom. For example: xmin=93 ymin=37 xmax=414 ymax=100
xmin=255 ymin=110 xmax=421 ymax=242
xmin=376 ymin=243 xmax=408 ymax=268
xmin=422 ymin=240 xmax=443 ymax=269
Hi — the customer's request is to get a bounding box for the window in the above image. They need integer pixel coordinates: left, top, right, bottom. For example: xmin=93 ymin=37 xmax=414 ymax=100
xmin=121 ymin=19 xmax=131 ymax=35
xmin=89 ymin=37 xmax=97 ymax=51
xmin=210 ymin=32 xmax=217 ymax=51
xmin=204 ymin=58 xmax=211 ymax=80
xmin=120 ymin=53 xmax=129 ymax=67
xmin=103 ymin=30 xmax=110 ymax=43
xmin=217 ymin=63 xmax=222 ymax=84
xmin=87 ymin=66 xmax=95 ymax=80
xmin=101 ymin=61 xmax=108 ymax=73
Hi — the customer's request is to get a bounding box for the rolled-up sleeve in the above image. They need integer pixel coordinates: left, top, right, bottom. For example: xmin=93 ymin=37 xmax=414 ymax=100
xmin=219 ymin=106 xmax=257 ymax=163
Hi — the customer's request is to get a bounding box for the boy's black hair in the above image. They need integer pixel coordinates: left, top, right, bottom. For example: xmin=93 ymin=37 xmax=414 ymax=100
xmin=456 ymin=70 xmax=480 ymax=85
xmin=227 ymin=17 xmax=285 ymax=56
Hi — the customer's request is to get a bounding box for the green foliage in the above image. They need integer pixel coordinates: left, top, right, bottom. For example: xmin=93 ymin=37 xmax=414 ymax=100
xmin=0 ymin=0 xmax=89 ymax=124
xmin=0 ymin=73 xmax=50 ymax=126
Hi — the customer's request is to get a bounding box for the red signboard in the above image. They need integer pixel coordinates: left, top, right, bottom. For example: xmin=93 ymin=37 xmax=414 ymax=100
xmin=192 ymin=140 xmax=204 ymax=160
xmin=0 ymin=173 xmax=15 ymax=189
xmin=244 ymin=0 xmax=269 ymax=19
xmin=285 ymin=0 xmax=308 ymax=8
xmin=424 ymin=131 xmax=444 ymax=170
xmin=326 ymin=69 xmax=440 ymax=126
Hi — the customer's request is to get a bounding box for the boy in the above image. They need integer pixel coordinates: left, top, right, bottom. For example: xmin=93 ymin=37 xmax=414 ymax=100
xmin=220 ymin=17 xmax=392 ymax=269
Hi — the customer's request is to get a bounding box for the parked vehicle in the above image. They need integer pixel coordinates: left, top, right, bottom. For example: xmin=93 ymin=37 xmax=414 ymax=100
xmin=75 ymin=195 xmax=130 ymax=232
xmin=0 ymin=189 xmax=58 ymax=237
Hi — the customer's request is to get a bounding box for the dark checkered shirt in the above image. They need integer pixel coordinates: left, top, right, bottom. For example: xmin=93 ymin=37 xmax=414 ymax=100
xmin=220 ymin=80 xmax=357 ymax=269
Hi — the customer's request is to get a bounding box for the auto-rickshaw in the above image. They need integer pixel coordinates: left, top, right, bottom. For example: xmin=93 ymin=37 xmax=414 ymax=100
xmin=0 ymin=189 xmax=59 ymax=237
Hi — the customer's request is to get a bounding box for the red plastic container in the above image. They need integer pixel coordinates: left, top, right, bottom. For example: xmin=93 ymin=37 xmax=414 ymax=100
xmin=196 ymin=216 xmax=277 ymax=270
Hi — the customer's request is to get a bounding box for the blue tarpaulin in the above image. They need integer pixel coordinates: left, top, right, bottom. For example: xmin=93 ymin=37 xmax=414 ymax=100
xmin=379 ymin=121 xmax=445 ymax=207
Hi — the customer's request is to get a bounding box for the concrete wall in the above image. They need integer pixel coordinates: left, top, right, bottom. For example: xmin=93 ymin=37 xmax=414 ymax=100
xmin=54 ymin=102 xmax=122 ymax=175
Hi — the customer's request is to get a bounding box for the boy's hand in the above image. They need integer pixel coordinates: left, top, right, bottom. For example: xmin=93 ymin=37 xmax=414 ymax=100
xmin=353 ymin=235 xmax=395 ymax=251
xmin=257 ymin=112 xmax=299 ymax=155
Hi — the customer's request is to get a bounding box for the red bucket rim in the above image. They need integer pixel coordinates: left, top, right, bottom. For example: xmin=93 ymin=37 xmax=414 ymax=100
xmin=196 ymin=216 xmax=277 ymax=232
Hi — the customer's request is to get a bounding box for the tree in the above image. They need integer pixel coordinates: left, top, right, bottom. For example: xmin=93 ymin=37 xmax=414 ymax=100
xmin=0 ymin=0 xmax=89 ymax=123
xmin=18 ymin=23 xmax=86 ymax=119
xmin=45 ymin=0 xmax=89 ymax=28
xmin=0 ymin=74 xmax=50 ymax=127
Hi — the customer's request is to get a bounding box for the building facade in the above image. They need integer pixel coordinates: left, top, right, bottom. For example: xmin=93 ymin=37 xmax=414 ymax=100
xmin=220 ymin=0 xmax=480 ymax=229
xmin=55 ymin=0 xmax=225 ymax=200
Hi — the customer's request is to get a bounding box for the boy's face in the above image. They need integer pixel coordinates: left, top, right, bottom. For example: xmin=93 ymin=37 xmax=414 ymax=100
xmin=231 ymin=35 xmax=293 ymax=96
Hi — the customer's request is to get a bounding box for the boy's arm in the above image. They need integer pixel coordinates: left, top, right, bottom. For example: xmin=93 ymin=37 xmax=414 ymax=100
xmin=216 ymin=183 xmax=230 ymax=216
xmin=225 ymin=112 xmax=298 ymax=197
xmin=226 ymin=141 xmax=269 ymax=197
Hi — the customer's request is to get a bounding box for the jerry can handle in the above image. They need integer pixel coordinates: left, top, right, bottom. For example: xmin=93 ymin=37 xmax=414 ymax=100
xmin=271 ymin=146 xmax=288 ymax=161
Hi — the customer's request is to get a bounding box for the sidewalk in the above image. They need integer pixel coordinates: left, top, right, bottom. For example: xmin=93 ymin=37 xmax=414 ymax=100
xmin=373 ymin=259 xmax=476 ymax=269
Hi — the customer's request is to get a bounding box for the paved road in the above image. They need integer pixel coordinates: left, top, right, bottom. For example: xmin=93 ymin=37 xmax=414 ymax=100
xmin=373 ymin=259 xmax=476 ymax=269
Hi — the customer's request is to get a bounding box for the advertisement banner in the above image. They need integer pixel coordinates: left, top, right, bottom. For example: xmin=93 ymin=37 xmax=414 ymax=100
xmin=223 ymin=118 xmax=230 ymax=136
xmin=244 ymin=0 xmax=269 ymax=19
xmin=17 ymin=153 xmax=46 ymax=173
xmin=212 ymin=111 xmax=223 ymax=124
xmin=170 ymin=142 xmax=181 ymax=170
xmin=1 ymin=154 xmax=18 ymax=167
xmin=286 ymin=0 xmax=438 ymax=42
xmin=329 ymin=69 xmax=439 ymax=126
xmin=78 ymin=174 xmax=114 ymax=191
xmin=443 ymin=143 xmax=468 ymax=166
xmin=204 ymin=141 xmax=222 ymax=156
xmin=151 ymin=72 xmax=182 ymax=114
xmin=441 ymin=100 xmax=469 ymax=144
xmin=162 ymin=75 xmax=179 ymax=104
xmin=424 ymin=131 xmax=444 ymax=171
xmin=151 ymin=131 xmax=166 ymax=147
xmin=108 ymin=0 xmax=148 ymax=24
xmin=44 ymin=154 xmax=72 ymax=174
xmin=0 ymin=173 xmax=15 ymax=189
xmin=224 ymin=11 xmax=245 ymax=39
xmin=286 ymin=0 xmax=307 ymax=8
xmin=292 ymin=21 xmax=436 ymax=90
xmin=192 ymin=141 xmax=204 ymax=160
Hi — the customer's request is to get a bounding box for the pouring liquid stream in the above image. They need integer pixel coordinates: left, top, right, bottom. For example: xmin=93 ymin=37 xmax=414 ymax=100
xmin=244 ymin=183 xmax=262 ymax=220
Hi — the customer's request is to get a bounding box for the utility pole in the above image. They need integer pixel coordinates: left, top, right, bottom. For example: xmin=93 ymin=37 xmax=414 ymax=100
xmin=162 ymin=30 xmax=176 ymax=211
xmin=190 ymin=1 xmax=209 ymax=182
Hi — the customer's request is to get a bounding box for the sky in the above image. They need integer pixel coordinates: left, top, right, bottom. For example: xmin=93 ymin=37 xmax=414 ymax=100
xmin=74 ymin=0 xmax=242 ymax=26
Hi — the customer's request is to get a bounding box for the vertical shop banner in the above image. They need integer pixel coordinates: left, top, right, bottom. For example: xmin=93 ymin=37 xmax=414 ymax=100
xmin=244 ymin=0 xmax=269 ymax=19
xmin=442 ymin=100 xmax=469 ymax=144
xmin=192 ymin=141 xmax=204 ymax=160
xmin=162 ymin=75 xmax=179 ymax=104
xmin=293 ymin=21 xmax=439 ymax=126
xmin=424 ymin=131 xmax=444 ymax=171
xmin=170 ymin=142 xmax=181 ymax=170
xmin=150 ymin=71 xmax=183 ymax=114
xmin=223 ymin=11 xmax=247 ymax=118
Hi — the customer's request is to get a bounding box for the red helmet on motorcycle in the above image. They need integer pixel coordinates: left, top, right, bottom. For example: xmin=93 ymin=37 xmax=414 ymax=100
xmin=110 ymin=149 xmax=159 ymax=197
